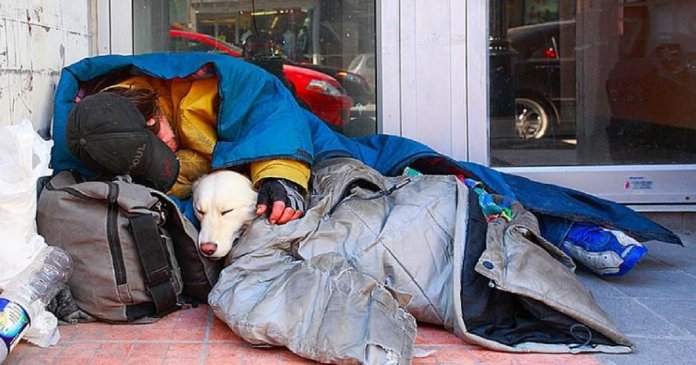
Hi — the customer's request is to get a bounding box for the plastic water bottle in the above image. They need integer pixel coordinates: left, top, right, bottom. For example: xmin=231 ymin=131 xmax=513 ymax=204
xmin=0 ymin=246 xmax=72 ymax=362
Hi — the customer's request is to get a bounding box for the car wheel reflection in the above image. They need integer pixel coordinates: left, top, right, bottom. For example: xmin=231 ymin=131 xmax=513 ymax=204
xmin=515 ymin=97 xmax=551 ymax=139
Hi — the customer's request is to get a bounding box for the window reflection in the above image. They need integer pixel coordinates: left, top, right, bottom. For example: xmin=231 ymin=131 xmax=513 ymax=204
xmin=133 ymin=0 xmax=376 ymax=137
xmin=489 ymin=0 xmax=696 ymax=167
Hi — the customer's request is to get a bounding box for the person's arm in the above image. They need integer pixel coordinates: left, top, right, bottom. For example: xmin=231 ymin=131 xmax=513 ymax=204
xmin=251 ymin=159 xmax=309 ymax=224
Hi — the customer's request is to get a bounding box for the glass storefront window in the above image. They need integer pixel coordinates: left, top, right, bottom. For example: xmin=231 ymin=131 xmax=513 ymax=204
xmin=132 ymin=0 xmax=377 ymax=137
xmin=489 ymin=0 xmax=696 ymax=167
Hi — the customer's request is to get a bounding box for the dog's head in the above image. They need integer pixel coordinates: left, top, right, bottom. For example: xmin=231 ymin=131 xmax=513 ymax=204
xmin=192 ymin=170 xmax=258 ymax=259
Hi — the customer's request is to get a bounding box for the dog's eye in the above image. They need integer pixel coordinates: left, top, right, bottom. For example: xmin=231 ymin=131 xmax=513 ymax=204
xmin=221 ymin=208 xmax=235 ymax=215
xmin=195 ymin=208 xmax=205 ymax=216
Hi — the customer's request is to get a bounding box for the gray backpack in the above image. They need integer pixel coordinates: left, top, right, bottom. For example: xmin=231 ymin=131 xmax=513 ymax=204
xmin=36 ymin=170 xmax=221 ymax=323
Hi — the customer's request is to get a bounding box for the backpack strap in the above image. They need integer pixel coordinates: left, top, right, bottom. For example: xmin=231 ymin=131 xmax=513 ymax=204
xmin=156 ymin=192 xmax=223 ymax=303
xmin=130 ymin=214 xmax=179 ymax=316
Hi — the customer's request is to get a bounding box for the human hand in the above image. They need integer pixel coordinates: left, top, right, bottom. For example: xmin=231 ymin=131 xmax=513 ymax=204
xmin=256 ymin=178 xmax=305 ymax=224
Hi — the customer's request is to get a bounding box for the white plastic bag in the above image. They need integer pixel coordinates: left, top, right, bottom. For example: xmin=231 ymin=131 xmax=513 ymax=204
xmin=0 ymin=120 xmax=53 ymax=288
xmin=0 ymin=120 xmax=59 ymax=347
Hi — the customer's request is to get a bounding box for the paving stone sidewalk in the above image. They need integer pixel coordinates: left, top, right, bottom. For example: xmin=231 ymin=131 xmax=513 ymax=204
xmin=5 ymin=234 xmax=693 ymax=365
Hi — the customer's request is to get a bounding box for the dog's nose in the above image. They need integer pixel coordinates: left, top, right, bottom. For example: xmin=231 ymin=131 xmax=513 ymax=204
xmin=200 ymin=242 xmax=218 ymax=256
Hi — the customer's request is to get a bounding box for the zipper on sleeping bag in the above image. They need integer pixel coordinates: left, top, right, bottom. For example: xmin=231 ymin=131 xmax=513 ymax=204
xmin=46 ymin=181 xmax=128 ymax=286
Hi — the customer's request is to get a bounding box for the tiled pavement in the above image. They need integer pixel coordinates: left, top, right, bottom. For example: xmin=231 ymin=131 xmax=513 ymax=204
xmin=5 ymin=233 xmax=694 ymax=365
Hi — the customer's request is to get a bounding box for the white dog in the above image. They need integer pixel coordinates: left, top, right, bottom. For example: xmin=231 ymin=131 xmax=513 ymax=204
xmin=192 ymin=170 xmax=258 ymax=259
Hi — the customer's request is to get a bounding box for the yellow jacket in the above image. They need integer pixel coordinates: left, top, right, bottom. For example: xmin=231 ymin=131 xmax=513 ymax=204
xmin=109 ymin=75 xmax=309 ymax=198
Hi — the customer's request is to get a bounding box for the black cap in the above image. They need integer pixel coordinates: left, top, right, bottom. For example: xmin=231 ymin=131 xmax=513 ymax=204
xmin=66 ymin=92 xmax=179 ymax=192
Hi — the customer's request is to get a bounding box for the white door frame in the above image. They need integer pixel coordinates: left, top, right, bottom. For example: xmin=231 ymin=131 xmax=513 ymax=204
xmin=378 ymin=0 xmax=471 ymax=158
xmin=97 ymin=0 xmax=133 ymax=55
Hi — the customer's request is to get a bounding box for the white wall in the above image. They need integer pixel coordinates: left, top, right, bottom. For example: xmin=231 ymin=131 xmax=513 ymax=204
xmin=0 ymin=0 xmax=92 ymax=136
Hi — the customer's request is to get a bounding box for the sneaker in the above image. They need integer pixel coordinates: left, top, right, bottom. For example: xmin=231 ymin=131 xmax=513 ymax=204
xmin=561 ymin=223 xmax=648 ymax=276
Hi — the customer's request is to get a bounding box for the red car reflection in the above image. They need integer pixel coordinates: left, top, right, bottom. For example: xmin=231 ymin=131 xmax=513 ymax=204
xmin=169 ymin=29 xmax=352 ymax=127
